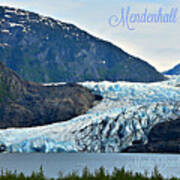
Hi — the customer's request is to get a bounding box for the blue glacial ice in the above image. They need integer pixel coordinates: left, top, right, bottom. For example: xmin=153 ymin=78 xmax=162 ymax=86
xmin=1 ymin=75 xmax=180 ymax=152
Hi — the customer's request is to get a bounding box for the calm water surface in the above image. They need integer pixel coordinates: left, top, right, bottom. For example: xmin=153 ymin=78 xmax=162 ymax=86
xmin=0 ymin=153 xmax=179 ymax=178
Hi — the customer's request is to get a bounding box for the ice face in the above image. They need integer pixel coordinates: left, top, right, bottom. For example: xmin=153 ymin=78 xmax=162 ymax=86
xmin=1 ymin=76 xmax=180 ymax=153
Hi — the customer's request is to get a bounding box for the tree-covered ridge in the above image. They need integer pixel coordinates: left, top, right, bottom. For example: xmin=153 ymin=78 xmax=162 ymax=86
xmin=0 ymin=6 xmax=165 ymax=83
xmin=0 ymin=166 xmax=179 ymax=180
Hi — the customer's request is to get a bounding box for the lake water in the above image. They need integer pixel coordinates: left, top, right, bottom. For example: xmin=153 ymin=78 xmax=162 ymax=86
xmin=0 ymin=153 xmax=179 ymax=178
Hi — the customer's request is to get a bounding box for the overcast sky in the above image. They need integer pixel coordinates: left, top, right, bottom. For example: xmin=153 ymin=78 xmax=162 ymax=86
xmin=0 ymin=0 xmax=179 ymax=71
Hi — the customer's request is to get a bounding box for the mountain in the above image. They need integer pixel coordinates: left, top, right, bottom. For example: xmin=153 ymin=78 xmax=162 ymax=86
xmin=0 ymin=6 xmax=165 ymax=83
xmin=163 ymin=63 xmax=180 ymax=75
xmin=0 ymin=62 xmax=101 ymax=129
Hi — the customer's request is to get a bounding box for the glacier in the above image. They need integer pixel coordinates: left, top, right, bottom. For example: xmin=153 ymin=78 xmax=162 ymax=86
xmin=1 ymin=75 xmax=180 ymax=152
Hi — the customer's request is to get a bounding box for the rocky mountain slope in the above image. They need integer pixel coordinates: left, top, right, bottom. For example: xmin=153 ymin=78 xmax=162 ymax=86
xmin=124 ymin=119 xmax=180 ymax=153
xmin=1 ymin=76 xmax=180 ymax=153
xmin=164 ymin=63 xmax=180 ymax=75
xmin=0 ymin=62 xmax=100 ymax=129
xmin=0 ymin=6 xmax=165 ymax=83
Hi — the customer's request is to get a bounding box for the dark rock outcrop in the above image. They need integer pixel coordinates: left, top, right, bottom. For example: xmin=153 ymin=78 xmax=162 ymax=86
xmin=0 ymin=144 xmax=6 ymax=152
xmin=123 ymin=119 xmax=180 ymax=153
xmin=0 ymin=6 xmax=165 ymax=83
xmin=0 ymin=62 xmax=101 ymax=129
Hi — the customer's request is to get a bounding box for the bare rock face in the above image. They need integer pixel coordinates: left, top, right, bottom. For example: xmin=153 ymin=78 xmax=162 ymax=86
xmin=0 ymin=62 xmax=102 ymax=129
xmin=123 ymin=119 xmax=180 ymax=153
xmin=0 ymin=6 xmax=165 ymax=83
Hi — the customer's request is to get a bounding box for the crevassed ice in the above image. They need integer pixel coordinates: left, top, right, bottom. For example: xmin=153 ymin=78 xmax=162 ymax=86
xmin=1 ymin=76 xmax=180 ymax=153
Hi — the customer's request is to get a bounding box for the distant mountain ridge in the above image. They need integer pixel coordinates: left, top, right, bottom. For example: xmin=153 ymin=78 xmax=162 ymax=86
xmin=0 ymin=6 xmax=165 ymax=83
xmin=163 ymin=63 xmax=180 ymax=75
